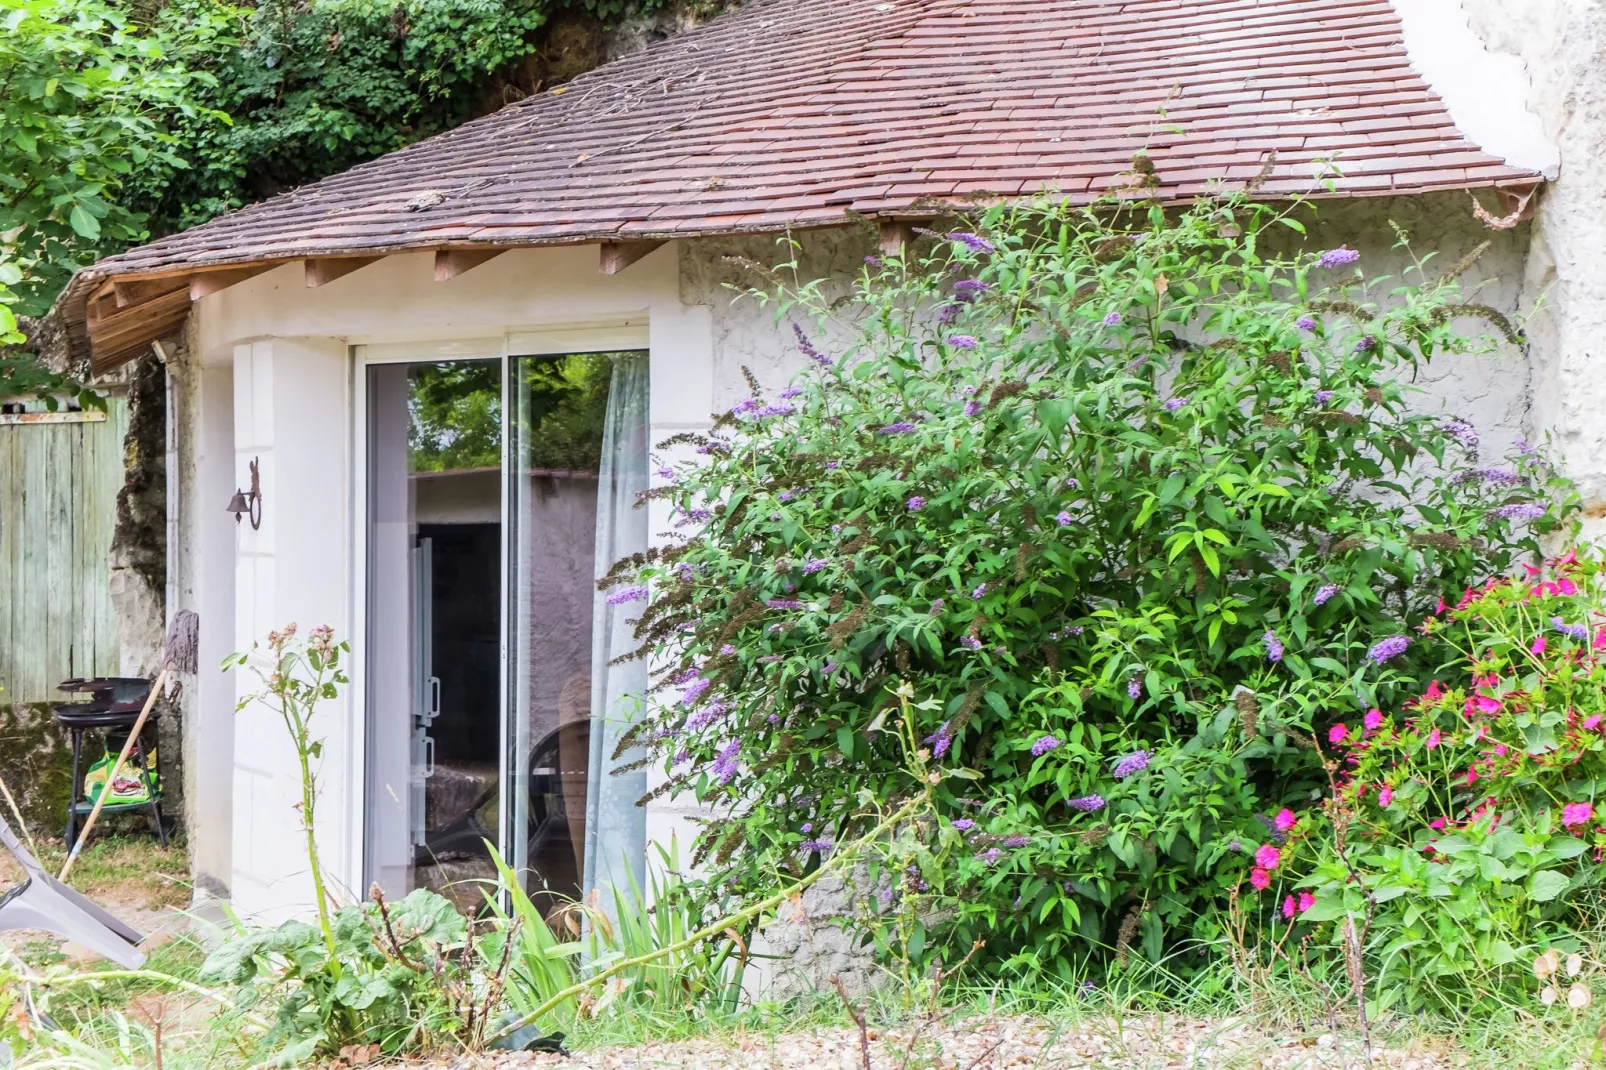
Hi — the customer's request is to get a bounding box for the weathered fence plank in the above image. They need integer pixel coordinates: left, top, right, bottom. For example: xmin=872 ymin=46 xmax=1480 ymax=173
xmin=0 ymin=400 xmax=129 ymax=703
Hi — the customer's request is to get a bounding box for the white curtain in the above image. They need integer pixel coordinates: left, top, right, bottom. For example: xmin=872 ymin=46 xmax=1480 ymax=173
xmin=582 ymin=353 xmax=650 ymax=897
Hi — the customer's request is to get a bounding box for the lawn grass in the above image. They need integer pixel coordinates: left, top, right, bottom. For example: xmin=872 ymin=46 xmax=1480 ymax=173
xmin=0 ymin=830 xmax=190 ymax=910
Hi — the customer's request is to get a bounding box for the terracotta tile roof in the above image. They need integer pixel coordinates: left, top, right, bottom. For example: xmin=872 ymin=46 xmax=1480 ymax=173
xmin=66 ymin=0 xmax=1540 ymax=367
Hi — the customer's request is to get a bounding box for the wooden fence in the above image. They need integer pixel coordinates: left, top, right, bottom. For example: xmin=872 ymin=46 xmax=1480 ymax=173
xmin=0 ymin=400 xmax=128 ymax=703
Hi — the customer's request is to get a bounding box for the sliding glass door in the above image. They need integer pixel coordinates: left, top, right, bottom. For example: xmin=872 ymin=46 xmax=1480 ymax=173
xmin=507 ymin=351 xmax=649 ymax=909
xmin=364 ymin=345 xmax=648 ymax=915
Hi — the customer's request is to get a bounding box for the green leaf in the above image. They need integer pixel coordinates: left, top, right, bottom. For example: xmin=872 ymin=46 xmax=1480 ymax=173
xmin=68 ymin=203 xmax=101 ymax=239
xmin=1529 ymin=870 xmax=1570 ymax=903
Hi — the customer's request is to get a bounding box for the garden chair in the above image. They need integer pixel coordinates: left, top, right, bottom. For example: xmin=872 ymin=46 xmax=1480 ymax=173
xmin=0 ymin=814 xmax=145 ymax=968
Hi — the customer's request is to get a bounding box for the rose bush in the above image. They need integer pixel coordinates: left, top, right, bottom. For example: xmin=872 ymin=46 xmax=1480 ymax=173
xmin=608 ymin=193 xmax=1570 ymax=978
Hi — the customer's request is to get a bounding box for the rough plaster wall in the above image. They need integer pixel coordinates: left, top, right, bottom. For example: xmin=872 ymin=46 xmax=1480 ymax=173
xmin=678 ymin=191 xmax=1532 ymax=991
xmin=1458 ymin=0 xmax=1606 ymax=528
xmin=680 ymin=193 xmax=1532 ymax=461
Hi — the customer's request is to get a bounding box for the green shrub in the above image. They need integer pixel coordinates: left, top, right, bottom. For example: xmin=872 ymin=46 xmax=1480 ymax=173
xmin=1279 ymin=549 xmax=1606 ymax=1013
xmin=611 ymin=194 xmax=1570 ymax=979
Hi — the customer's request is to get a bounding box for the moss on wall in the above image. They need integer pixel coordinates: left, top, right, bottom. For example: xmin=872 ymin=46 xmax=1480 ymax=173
xmin=0 ymin=703 xmax=73 ymax=836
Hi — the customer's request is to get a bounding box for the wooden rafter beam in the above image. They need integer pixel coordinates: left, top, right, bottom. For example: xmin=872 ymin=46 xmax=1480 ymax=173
xmin=305 ymin=256 xmax=382 ymax=288
xmin=113 ymin=276 xmax=186 ymax=308
xmin=433 ymin=248 xmax=505 ymax=282
xmin=878 ymin=218 xmax=933 ymax=257
xmin=190 ymin=265 xmax=278 ymax=300
xmin=599 ymin=240 xmax=665 ymax=276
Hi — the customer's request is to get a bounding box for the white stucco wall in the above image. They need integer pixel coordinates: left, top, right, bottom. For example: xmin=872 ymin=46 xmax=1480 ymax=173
xmin=1454 ymin=0 xmax=1606 ymax=533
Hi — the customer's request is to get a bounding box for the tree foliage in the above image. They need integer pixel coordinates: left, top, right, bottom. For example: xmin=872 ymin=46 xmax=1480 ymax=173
xmin=610 ymin=195 xmax=1571 ymax=978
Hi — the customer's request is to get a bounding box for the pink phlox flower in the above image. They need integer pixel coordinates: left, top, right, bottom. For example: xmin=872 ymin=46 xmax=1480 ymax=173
xmin=1531 ymin=634 xmax=1548 ymax=655
xmin=1471 ymin=695 xmax=1502 ymax=716
xmin=1249 ymin=867 xmax=1271 ymax=890
xmin=1328 ymin=724 xmax=1348 ymax=745
xmin=1378 ymin=786 xmax=1393 ymax=808
xmin=1254 ymin=844 xmax=1281 ymax=870
xmin=1493 ymin=743 xmax=1508 ymax=757
xmin=1297 ymin=892 xmax=1316 ymax=914
xmin=1523 ymin=562 xmax=1543 ymax=578
xmin=1424 ymin=679 xmax=1445 ymax=702
xmin=1364 ymin=709 xmax=1384 ymax=732
xmin=1426 ymin=727 xmax=1442 ymax=750
xmin=1435 ymin=595 xmax=1448 ymax=615
xmin=1559 ymin=577 xmax=1580 ymax=596
xmin=1273 ymin=808 xmax=1297 ymax=832
xmin=1429 ymin=817 xmax=1447 ymax=830
xmin=1585 ymin=714 xmax=1603 ymax=730
xmin=1595 ymin=628 xmax=1606 ymax=651
xmin=1282 ymin=895 xmax=1297 ymax=919
xmin=1562 ymin=801 xmax=1594 ymax=829
xmin=1465 ymin=766 xmax=1479 ymax=786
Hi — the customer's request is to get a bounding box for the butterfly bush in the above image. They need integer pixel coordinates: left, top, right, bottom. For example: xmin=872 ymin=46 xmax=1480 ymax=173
xmin=1268 ymin=550 xmax=1606 ymax=1014
xmin=603 ymin=193 xmax=1570 ymax=977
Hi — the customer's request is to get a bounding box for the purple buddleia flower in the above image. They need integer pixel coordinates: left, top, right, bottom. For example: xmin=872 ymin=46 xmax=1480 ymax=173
xmin=1068 ymin=794 xmax=1106 ymax=813
xmin=799 ymin=838 xmax=833 ymax=856
xmin=1065 ymin=477 xmax=1080 ymax=489
xmin=779 ymin=386 xmax=804 ymax=400
xmin=731 ymin=397 xmax=759 ymax=416
xmin=1127 ymin=677 xmax=1143 ymax=699
xmin=1314 ymin=583 xmax=1340 ymax=606
xmin=924 ymin=722 xmax=953 ymax=758
xmin=1113 ymin=750 xmax=1151 ymax=778
xmin=963 ymin=399 xmax=982 ymax=417
xmin=1031 ymin=735 xmax=1062 ymax=757
xmin=1103 ymin=311 xmax=1123 ymax=327
xmin=1552 ymin=617 xmax=1589 ymax=641
xmin=1366 ymin=635 xmax=1410 ymax=665
xmin=696 ymin=440 xmax=730 ymax=455
xmin=1461 ymin=467 xmax=1522 ymax=486
xmin=1444 ymin=418 xmax=1480 ymax=449
xmin=778 ymin=490 xmax=794 ymax=502
xmin=881 ymin=421 xmax=917 ymax=434
xmin=937 ymin=302 xmax=963 ymax=325
xmin=1164 ymin=396 xmax=1187 ymax=411
xmin=1055 ymin=511 xmax=1073 ymax=526
xmin=680 ymin=676 xmax=712 ymax=707
xmin=1001 ymin=835 xmax=1031 ymax=848
xmin=826 ymin=460 xmax=839 ymax=470
xmin=953 ymin=279 xmax=989 ymax=300
xmin=1353 ymin=336 xmax=1376 ymax=353
xmin=672 ymin=666 xmax=701 ymax=685
xmin=907 ymin=496 xmax=927 ymax=511
xmin=1263 ymin=630 xmax=1284 ymax=663
xmin=793 ymin=322 xmax=833 ymax=368
xmin=961 ymin=636 xmax=982 ymax=650
xmin=1515 ymin=438 xmax=1536 ymax=456
xmin=864 ymin=255 xmax=884 ymax=268
xmin=1316 ymin=247 xmax=1360 ymax=269
xmin=1296 ymin=316 xmax=1317 ymax=331
xmin=952 ymin=818 xmax=975 ymax=832
xmin=802 ymin=557 xmax=828 ymax=574
xmin=606 ymin=585 xmax=649 ymax=605
xmin=948 ymin=335 xmax=979 ymax=349
xmin=765 ymin=599 xmax=805 ymax=610
xmin=972 ymin=583 xmax=989 ymax=599
xmin=1489 ymin=502 xmax=1546 ymax=521
xmin=800 ymin=822 xmax=813 ymax=834
xmin=754 ymin=403 xmax=796 ymax=418
xmin=929 ymin=598 xmax=945 ymax=614
xmin=685 ymin=700 xmax=728 ymax=732
xmin=948 ymin=232 xmax=996 ymax=253
xmin=756 ymin=654 xmax=782 ymax=665
xmin=719 ymin=644 xmax=737 ymax=655
xmin=713 ymin=739 xmax=741 ymax=784
xmin=656 ymin=466 xmax=676 ymax=481
xmin=1313 ymin=389 xmax=1333 ymax=405
xmin=981 ymin=848 xmax=1003 ymax=865
xmin=822 ymin=661 xmax=837 ymax=675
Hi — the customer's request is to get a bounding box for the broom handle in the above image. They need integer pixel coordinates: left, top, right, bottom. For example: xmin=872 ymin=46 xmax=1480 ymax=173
xmin=59 ymin=664 xmax=169 ymax=882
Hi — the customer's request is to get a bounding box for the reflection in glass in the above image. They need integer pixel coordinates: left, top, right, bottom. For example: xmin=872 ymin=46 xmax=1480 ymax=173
xmin=508 ymin=352 xmax=649 ymax=910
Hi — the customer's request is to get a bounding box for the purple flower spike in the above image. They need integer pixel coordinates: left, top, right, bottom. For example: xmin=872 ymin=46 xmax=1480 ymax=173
xmin=953 ymin=279 xmax=989 ymax=300
xmin=1263 ymin=630 xmax=1284 ymax=663
xmin=1366 ymin=635 xmax=1410 ymax=665
xmin=1353 ymin=336 xmax=1376 ymax=353
xmin=793 ymin=322 xmax=833 ymax=368
xmin=1313 ymin=389 xmax=1333 ymax=405
xmin=951 ymin=817 xmax=976 ymax=832
xmin=1103 ymin=311 xmax=1123 ymax=327
xmin=948 ymin=232 xmax=996 ymax=253
xmin=881 ymin=421 xmax=917 ymax=434
xmin=1489 ymin=502 xmax=1546 ymax=521
xmin=1055 ymin=511 xmax=1073 ymax=526
xmin=713 ymin=739 xmax=741 ymax=785
xmin=1127 ymin=677 xmax=1143 ymax=699
xmin=1552 ymin=617 xmax=1589 ymax=641
xmin=907 ymin=496 xmax=927 ymax=511
xmin=803 ymin=557 xmax=828 ymax=574
xmin=1314 ymin=583 xmax=1340 ymax=606
xmin=799 ymin=838 xmax=834 ymax=855
xmin=948 ymin=334 xmax=979 ymax=349
xmin=1113 ymin=750 xmax=1151 ymax=778
xmin=1031 ymin=735 xmax=1062 ymax=757
xmin=924 ymin=721 xmax=953 ymax=758
xmin=963 ymin=399 xmax=982 ymax=417
xmin=981 ymin=847 xmax=1003 ymax=865
xmin=1164 ymin=396 xmax=1187 ymax=412
xmin=679 ymin=676 xmax=712 ymax=708
xmin=1068 ymin=794 xmax=1106 ymax=813
xmin=1001 ymin=835 xmax=1031 ymax=848
xmin=1316 ymin=247 xmax=1360 ymax=269
xmin=765 ymin=599 xmax=805 ymax=610
xmin=971 ymin=583 xmax=989 ymax=599
xmin=1296 ymin=316 xmax=1317 ymax=331
xmin=606 ymin=585 xmax=649 ymax=606
xmin=1444 ymin=418 xmax=1480 ymax=449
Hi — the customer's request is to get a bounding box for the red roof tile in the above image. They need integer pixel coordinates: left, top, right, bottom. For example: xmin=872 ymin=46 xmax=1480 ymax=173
xmin=66 ymin=0 xmax=1541 ymax=369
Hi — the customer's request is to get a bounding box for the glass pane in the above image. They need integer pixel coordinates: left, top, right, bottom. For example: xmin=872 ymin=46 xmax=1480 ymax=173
xmin=508 ymin=351 xmax=649 ymax=910
xmin=365 ymin=359 xmax=503 ymax=912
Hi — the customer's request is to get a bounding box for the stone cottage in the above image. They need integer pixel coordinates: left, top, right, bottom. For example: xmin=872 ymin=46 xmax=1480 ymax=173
xmin=49 ymin=0 xmax=1584 ymax=941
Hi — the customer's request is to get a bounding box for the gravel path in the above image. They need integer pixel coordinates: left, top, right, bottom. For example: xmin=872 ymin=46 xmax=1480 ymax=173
xmin=416 ymin=1015 xmax=1453 ymax=1070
